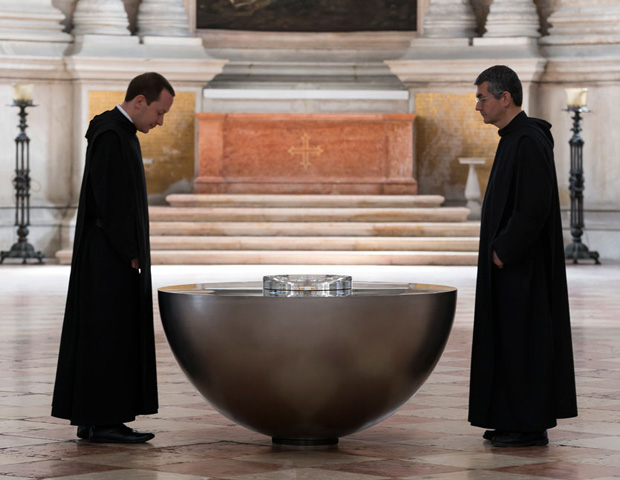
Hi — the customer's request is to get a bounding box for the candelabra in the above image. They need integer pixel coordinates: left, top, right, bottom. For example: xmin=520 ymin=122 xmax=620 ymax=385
xmin=563 ymin=88 xmax=599 ymax=264
xmin=1 ymin=84 xmax=44 ymax=264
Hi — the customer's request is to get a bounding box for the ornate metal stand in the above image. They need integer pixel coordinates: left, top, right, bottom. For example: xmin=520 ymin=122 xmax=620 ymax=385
xmin=1 ymin=100 xmax=44 ymax=264
xmin=564 ymin=107 xmax=599 ymax=264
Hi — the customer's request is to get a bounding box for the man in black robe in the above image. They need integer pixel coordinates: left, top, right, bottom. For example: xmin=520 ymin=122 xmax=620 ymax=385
xmin=52 ymin=72 xmax=175 ymax=443
xmin=468 ymin=65 xmax=578 ymax=447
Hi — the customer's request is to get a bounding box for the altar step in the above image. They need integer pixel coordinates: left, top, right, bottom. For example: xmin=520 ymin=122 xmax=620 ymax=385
xmin=56 ymin=194 xmax=480 ymax=265
xmin=149 ymin=206 xmax=470 ymax=223
xmin=150 ymin=250 xmax=477 ymax=266
xmin=149 ymin=222 xmax=479 ymax=237
xmin=150 ymin=236 xmax=478 ymax=251
xmin=165 ymin=193 xmax=445 ymax=208
xmin=150 ymin=194 xmax=479 ymax=265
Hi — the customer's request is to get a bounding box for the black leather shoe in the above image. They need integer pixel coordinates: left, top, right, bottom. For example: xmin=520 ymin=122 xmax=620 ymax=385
xmin=482 ymin=429 xmax=506 ymax=441
xmin=77 ymin=425 xmax=91 ymax=439
xmin=491 ymin=430 xmax=548 ymax=447
xmin=88 ymin=424 xmax=155 ymax=444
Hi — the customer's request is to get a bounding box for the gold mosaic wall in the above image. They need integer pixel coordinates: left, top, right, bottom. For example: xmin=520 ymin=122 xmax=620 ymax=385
xmin=415 ymin=93 xmax=499 ymax=201
xmin=88 ymin=90 xmax=196 ymax=197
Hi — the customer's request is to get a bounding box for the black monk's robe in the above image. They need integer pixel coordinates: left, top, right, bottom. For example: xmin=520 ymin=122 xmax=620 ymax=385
xmin=468 ymin=111 xmax=578 ymax=432
xmin=52 ymin=107 xmax=157 ymax=425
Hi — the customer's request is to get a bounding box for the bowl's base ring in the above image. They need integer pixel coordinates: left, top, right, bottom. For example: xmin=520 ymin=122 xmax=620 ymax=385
xmin=272 ymin=437 xmax=339 ymax=447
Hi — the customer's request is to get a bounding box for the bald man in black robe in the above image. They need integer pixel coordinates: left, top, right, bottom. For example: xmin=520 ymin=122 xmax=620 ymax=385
xmin=52 ymin=73 xmax=174 ymax=443
xmin=468 ymin=65 xmax=578 ymax=447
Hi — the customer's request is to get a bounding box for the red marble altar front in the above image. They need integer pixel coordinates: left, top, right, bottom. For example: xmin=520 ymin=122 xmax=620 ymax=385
xmin=195 ymin=113 xmax=417 ymax=194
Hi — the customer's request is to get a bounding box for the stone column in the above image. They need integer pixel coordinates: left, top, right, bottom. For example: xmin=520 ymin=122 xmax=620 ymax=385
xmin=483 ymin=0 xmax=540 ymax=38
xmin=72 ymin=0 xmax=130 ymax=36
xmin=541 ymin=0 xmax=620 ymax=46
xmin=137 ymin=0 xmax=191 ymax=37
xmin=0 ymin=0 xmax=71 ymax=41
xmin=422 ymin=0 xmax=477 ymax=38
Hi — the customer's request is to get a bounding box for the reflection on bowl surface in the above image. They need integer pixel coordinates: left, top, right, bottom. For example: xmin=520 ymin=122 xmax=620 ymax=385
xmin=158 ymin=281 xmax=457 ymax=445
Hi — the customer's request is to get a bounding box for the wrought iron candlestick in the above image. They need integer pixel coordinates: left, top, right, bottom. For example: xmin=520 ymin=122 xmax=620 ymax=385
xmin=564 ymin=94 xmax=600 ymax=264
xmin=1 ymin=95 xmax=44 ymax=264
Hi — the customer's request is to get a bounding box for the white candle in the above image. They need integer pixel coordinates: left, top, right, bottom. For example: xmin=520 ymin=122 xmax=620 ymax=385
xmin=12 ymin=84 xmax=34 ymax=103
xmin=565 ymin=87 xmax=587 ymax=108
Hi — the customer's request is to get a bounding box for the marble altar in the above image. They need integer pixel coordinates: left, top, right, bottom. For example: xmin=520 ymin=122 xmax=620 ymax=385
xmin=195 ymin=113 xmax=417 ymax=194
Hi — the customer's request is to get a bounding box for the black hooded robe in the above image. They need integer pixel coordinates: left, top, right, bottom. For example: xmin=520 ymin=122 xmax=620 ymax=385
xmin=468 ymin=111 xmax=578 ymax=431
xmin=52 ymin=107 xmax=158 ymax=426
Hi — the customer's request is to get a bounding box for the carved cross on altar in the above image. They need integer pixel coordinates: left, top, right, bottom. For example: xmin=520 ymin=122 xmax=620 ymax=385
xmin=288 ymin=133 xmax=323 ymax=169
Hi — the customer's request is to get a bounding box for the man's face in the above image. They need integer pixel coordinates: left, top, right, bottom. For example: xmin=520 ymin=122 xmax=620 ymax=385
xmin=133 ymin=89 xmax=174 ymax=134
xmin=475 ymin=81 xmax=504 ymax=128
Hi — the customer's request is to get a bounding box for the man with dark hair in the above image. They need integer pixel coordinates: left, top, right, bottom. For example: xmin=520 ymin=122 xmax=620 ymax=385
xmin=52 ymin=72 xmax=175 ymax=443
xmin=124 ymin=72 xmax=175 ymax=111
xmin=468 ymin=65 xmax=578 ymax=447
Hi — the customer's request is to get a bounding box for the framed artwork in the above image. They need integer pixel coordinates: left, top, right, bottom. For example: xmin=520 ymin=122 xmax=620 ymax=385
xmin=196 ymin=0 xmax=417 ymax=32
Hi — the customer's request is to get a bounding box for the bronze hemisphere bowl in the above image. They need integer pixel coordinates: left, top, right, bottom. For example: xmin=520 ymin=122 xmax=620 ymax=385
xmin=158 ymin=276 xmax=457 ymax=446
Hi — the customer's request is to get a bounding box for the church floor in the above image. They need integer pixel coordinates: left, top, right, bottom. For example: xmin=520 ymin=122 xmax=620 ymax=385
xmin=1 ymin=263 xmax=619 ymax=480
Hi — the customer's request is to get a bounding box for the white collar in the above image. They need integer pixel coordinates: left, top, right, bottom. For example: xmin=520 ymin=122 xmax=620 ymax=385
xmin=116 ymin=104 xmax=134 ymax=124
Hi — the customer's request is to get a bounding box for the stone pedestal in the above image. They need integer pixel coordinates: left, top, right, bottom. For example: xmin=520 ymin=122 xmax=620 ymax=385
xmin=483 ymin=0 xmax=540 ymax=38
xmin=195 ymin=113 xmax=417 ymax=194
xmin=459 ymin=157 xmax=485 ymax=219
xmin=541 ymin=0 xmax=620 ymax=47
xmin=0 ymin=0 xmax=71 ymax=42
xmin=422 ymin=0 xmax=477 ymax=38
xmin=137 ymin=0 xmax=191 ymax=37
xmin=539 ymin=0 xmax=620 ymax=84
xmin=72 ymin=0 xmax=130 ymax=36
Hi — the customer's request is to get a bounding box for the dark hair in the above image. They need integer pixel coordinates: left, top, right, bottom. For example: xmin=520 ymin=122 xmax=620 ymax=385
xmin=124 ymin=72 xmax=175 ymax=104
xmin=474 ymin=65 xmax=523 ymax=107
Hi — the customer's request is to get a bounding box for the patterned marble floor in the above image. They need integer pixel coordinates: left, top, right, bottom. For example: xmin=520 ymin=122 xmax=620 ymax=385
xmin=1 ymin=263 xmax=619 ymax=480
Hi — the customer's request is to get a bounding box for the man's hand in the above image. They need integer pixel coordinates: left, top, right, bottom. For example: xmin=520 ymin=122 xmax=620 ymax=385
xmin=131 ymin=258 xmax=140 ymax=270
xmin=492 ymin=250 xmax=504 ymax=269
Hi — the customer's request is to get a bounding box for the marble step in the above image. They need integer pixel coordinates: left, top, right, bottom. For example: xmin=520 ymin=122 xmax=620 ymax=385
xmin=150 ymin=236 xmax=479 ymax=251
xmin=149 ymin=206 xmax=470 ymax=223
xmin=55 ymin=248 xmax=478 ymax=265
xmin=165 ymin=193 xmax=446 ymax=208
xmin=148 ymin=250 xmax=478 ymax=266
xmin=150 ymin=221 xmax=480 ymax=237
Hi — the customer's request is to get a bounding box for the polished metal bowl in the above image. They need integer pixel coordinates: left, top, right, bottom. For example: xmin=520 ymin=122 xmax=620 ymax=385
xmin=158 ymin=280 xmax=456 ymax=445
